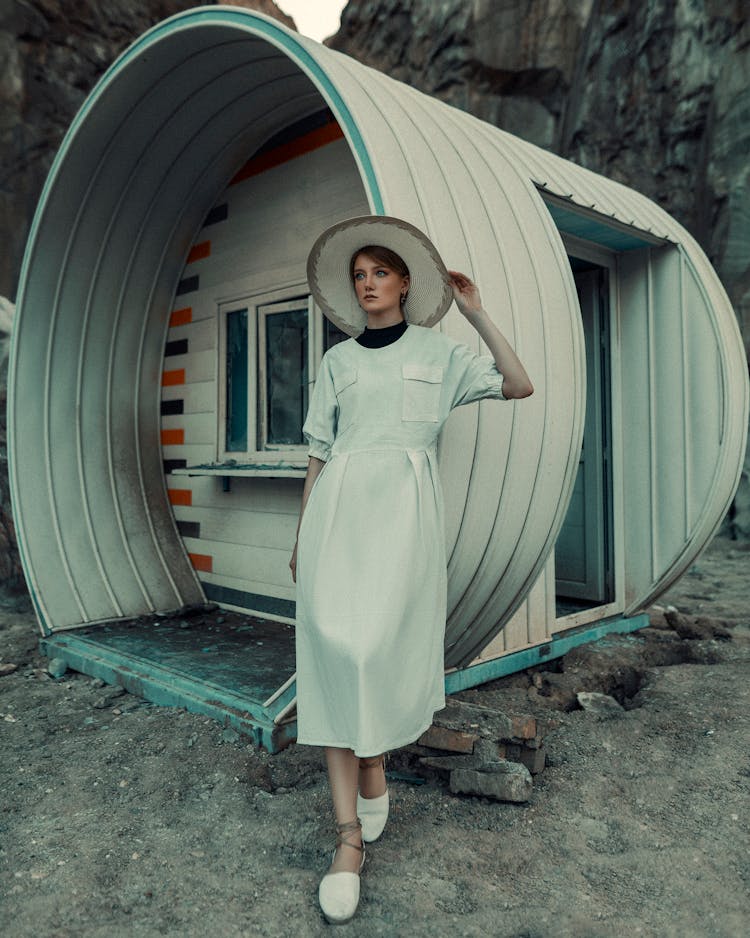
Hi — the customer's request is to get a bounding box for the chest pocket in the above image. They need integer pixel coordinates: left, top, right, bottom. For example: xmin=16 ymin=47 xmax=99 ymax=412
xmin=333 ymin=367 xmax=358 ymax=431
xmin=402 ymin=363 xmax=443 ymax=422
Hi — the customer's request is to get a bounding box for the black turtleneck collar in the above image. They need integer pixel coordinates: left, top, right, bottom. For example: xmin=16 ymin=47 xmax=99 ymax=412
xmin=355 ymin=319 xmax=408 ymax=348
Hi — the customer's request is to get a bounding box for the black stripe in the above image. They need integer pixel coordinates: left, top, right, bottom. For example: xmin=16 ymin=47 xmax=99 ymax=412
xmin=204 ymin=203 xmax=228 ymax=226
xmin=176 ymin=276 xmax=199 ymax=296
xmin=176 ymin=520 xmax=201 ymax=538
xmin=163 ymin=459 xmax=187 ymax=474
xmin=165 ymin=339 xmax=188 ymax=357
xmin=202 ymin=583 xmax=296 ymax=620
xmin=161 ymin=399 xmax=184 ymax=416
xmin=254 ymin=108 xmax=336 ymax=157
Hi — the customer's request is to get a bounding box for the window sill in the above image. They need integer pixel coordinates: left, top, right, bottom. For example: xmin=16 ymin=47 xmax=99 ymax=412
xmin=171 ymin=462 xmax=308 ymax=479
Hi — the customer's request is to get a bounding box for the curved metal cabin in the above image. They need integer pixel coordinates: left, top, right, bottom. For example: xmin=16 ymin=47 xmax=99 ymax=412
xmin=8 ymin=8 xmax=748 ymax=741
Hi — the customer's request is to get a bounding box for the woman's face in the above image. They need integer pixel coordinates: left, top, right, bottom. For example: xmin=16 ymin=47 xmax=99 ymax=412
xmin=352 ymin=252 xmax=409 ymax=319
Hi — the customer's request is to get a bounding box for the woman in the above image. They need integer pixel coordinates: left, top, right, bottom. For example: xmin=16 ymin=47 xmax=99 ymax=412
xmin=290 ymin=215 xmax=533 ymax=924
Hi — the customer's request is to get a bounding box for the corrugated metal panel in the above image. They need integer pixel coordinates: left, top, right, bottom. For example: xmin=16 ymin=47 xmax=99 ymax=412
xmin=618 ymin=242 xmax=748 ymax=611
xmin=515 ymin=121 xmax=748 ymax=579
xmin=8 ymin=8 xmax=747 ymax=670
xmin=312 ymin=56 xmax=585 ymax=666
xmin=8 ymin=15 xmax=340 ymax=630
xmin=514 ymin=133 xmax=674 ymax=241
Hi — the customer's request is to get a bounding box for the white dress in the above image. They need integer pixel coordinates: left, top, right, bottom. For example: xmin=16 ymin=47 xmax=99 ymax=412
xmin=294 ymin=323 xmax=506 ymax=756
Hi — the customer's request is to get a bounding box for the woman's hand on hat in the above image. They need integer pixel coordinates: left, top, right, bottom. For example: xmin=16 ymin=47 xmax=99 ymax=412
xmin=448 ymin=270 xmax=483 ymax=318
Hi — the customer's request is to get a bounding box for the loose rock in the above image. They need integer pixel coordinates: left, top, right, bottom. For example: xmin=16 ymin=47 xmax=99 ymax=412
xmin=664 ymin=607 xmax=732 ymax=641
xmin=450 ymin=759 xmax=533 ymax=802
xmin=93 ymin=686 xmax=126 ymax=708
xmin=47 ymin=658 xmax=68 ymax=678
xmin=576 ymin=691 xmax=625 ymax=717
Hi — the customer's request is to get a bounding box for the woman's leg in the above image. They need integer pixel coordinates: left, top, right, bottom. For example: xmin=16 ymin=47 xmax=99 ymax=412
xmin=325 ymin=746 xmax=363 ymax=874
xmin=358 ymin=753 xmax=387 ymax=799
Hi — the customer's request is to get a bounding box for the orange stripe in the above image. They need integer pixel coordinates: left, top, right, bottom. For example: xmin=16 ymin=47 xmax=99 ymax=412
xmin=170 ymin=307 xmax=192 ymax=327
xmin=189 ymin=553 xmax=213 ymax=573
xmin=168 ymin=489 xmax=192 ymax=506
xmin=161 ymin=429 xmax=184 ymax=445
xmin=162 ymin=369 xmax=185 ymax=386
xmin=187 ymin=241 xmax=211 ymax=264
xmin=231 ymin=121 xmax=344 ymax=186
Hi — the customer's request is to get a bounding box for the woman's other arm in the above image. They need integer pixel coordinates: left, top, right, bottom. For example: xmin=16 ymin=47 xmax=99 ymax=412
xmin=448 ymin=270 xmax=534 ymax=400
xmin=289 ymin=455 xmax=326 ymax=583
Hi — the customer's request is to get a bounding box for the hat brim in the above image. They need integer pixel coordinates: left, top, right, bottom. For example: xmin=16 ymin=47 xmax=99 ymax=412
xmin=306 ymin=215 xmax=454 ymax=337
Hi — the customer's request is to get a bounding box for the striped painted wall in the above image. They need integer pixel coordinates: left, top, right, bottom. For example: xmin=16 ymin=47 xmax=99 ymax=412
xmin=161 ymin=114 xmax=369 ymax=619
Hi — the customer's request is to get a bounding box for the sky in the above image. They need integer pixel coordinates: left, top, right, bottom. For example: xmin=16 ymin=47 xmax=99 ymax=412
xmin=276 ymin=0 xmax=348 ymax=42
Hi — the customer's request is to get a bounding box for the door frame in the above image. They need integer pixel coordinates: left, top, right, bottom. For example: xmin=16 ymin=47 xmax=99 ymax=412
xmin=553 ymin=232 xmax=626 ymax=631
xmin=555 ymin=267 xmax=610 ymax=602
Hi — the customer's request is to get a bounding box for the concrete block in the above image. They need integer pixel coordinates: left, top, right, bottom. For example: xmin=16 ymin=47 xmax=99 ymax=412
xmin=519 ymin=745 xmax=547 ymax=775
xmin=417 ymin=724 xmax=478 ymax=753
xmin=432 ymin=698 xmax=537 ymax=743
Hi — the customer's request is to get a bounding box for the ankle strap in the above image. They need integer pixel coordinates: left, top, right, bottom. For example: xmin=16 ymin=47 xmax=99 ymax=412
xmin=335 ymin=817 xmax=364 ymax=853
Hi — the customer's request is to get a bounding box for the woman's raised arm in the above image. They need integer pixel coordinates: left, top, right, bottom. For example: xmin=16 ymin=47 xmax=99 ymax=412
xmin=448 ymin=270 xmax=534 ymax=400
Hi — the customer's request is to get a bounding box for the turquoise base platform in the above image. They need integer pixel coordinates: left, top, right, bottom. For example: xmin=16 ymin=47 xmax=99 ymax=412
xmin=444 ymin=613 xmax=651 ymax=695
xmin=39 ymin=615 xmax=298 ymax=753
xmin=40 ymin=612 xmax=649 ymax=753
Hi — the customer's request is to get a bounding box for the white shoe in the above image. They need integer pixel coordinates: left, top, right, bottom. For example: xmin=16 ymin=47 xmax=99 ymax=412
xmin=318 ymin=818 xmax=365 ymax=924
xmin=357 ymin=755 xmax=390 ymax=843
xmin=357 ymin=789 xmax=389 ymax=842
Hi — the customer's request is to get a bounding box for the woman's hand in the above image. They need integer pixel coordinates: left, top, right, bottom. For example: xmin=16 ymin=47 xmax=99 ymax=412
xmin=448 ymin=270 xmax=482 ymax=317
xmin=289 ymin=540 xmax=298 ymax=583
xmin=448 ymin=270 xmax=535 ymax=399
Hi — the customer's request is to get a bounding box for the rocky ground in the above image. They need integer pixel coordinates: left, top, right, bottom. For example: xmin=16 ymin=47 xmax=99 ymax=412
xmin=0 ymin=534 xmax=748 ymax=937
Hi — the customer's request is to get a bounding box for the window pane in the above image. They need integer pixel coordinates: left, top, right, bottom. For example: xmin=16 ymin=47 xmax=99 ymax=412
xmin=226 ymin=309 xmax=248 ymax=452
xmin=325 ymin=319 xmax=348 ymax=350
xmin=266 ymin=308 xmax=308 ymax=445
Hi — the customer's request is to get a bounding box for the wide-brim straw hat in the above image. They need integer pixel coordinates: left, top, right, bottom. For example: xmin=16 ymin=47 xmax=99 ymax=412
xmin=306 ymin=215 xmax=454 ymax=336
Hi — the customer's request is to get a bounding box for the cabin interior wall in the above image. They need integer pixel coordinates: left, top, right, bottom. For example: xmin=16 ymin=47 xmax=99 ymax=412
xmin=161 ymin=120 xmax=369 ymax=622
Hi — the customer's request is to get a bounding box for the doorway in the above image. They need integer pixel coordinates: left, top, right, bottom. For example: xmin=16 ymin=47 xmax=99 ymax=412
xmin=555 ymin=258 xmax=614 ymax=616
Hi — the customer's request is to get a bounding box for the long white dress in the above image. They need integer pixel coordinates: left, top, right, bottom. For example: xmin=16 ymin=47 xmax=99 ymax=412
xmin=294 ymin=322 xmax=506 ymax=756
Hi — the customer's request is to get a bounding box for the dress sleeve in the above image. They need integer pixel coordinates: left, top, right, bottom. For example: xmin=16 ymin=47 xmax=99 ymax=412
xmin=446 ymin=340 xmax=506 ymax=409
xmin=302 ymin=352 xmax=337 ymax=461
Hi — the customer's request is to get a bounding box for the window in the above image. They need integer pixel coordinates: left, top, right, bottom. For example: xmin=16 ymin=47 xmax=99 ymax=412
xmin=258 ymin=299 xmax=310 ymax=450
xmin=218 ymin=290 xmax=346 ymax=464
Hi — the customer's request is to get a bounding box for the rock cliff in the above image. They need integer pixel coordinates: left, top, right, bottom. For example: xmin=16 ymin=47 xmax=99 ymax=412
xmin=329 ymin=0 xmax=750 ymax=535
xmin=0 ymin=0 xmax=295 ymax=302
xmin=0 ymin=298 xmax=18 ymax=587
